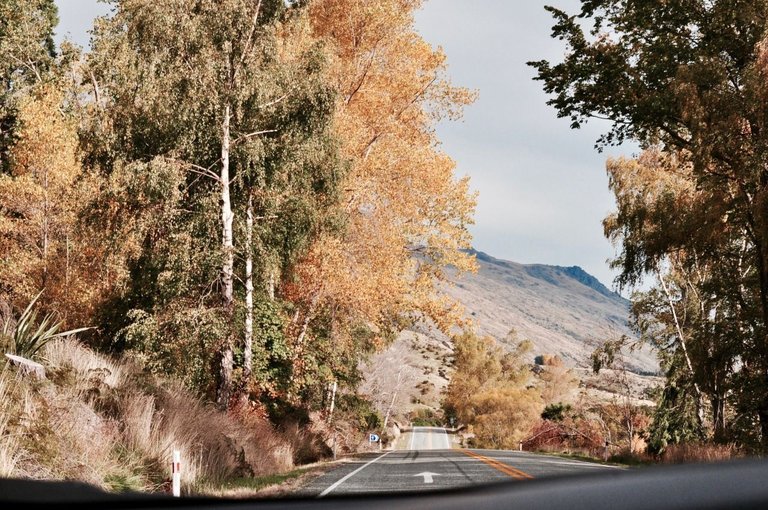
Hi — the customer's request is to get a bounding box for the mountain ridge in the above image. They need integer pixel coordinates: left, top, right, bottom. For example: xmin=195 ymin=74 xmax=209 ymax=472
xmin=449 ymin=249 xmax=656 ymax=374
xmin=468 ymin=249 xmax=624 ymax=302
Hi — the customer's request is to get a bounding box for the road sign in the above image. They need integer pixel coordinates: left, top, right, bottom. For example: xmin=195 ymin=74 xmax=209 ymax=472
xmin=369 ymin=433 xmax=380 ymax=442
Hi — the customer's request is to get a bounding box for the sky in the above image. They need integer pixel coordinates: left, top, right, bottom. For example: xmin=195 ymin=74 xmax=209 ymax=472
xmin=52 ymin=0 xmax=635 ymax=289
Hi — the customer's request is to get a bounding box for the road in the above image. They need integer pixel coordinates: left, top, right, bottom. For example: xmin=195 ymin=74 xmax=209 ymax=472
xmin=297 ymin=426 xmax=620 ymax=497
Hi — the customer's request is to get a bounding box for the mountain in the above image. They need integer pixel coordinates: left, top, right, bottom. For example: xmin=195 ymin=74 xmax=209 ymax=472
xmin=360 ymin=250 xmax=658 ymax=426
xmin=446 ymin=250 xmax=657 ymax=374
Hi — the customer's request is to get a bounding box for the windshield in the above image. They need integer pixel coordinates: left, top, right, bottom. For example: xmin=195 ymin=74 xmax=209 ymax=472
xmin=0 ymin=0 xmax=766 ymax=503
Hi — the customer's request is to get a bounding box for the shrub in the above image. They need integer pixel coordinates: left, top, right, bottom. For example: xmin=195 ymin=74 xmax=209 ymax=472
xmin=410 ymin=408 xmax=442 ymax=427
xmin=541 ymin=403 xmax=572 ymax=422
xmin=661 ymin=442 xmax=741 ymax=464
xmin=336 ymin=394 xmax=382 ymax=432
xmin=1 ymin=292 xmax=90 ymax=360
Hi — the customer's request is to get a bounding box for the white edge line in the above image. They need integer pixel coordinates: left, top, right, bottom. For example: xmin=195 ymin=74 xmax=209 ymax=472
xmin=317 ymin=451 xmax=391 ymax=498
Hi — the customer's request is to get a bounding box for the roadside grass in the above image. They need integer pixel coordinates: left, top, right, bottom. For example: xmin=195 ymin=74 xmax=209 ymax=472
xmin=197 ymin=465 xmax=323 ymax=498
xmin=0 ymin=338 xmax=297 ymax=492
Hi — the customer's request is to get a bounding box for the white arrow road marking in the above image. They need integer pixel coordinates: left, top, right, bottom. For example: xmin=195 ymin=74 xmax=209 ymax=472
xmin=414 ymin=472 xmax=440 ymax=484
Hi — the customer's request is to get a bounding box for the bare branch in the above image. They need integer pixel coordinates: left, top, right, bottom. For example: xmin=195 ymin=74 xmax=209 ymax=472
xmin=239 ymin=0 xmax=264 ymax=67
xmin=89 ymin=71 xmax=102 ymax=111
xmin=257 ymin=94 xmax=287 ymax=110
xmin=232 ymin=129 xmax=278 ymax=146
xmin=160 ymin=156 xmax=221 ymax=183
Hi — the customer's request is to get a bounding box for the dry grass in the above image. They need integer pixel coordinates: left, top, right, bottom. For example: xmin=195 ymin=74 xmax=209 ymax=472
xmin=0 ymin=369 xmax=22 ymax=476
xmin=661 ymin=442 xmax=741 ymax=464
xmin=0 ymin=339 xmax=296 ymax=494
xmin=44 ymin=338 xmax=123 ymax=388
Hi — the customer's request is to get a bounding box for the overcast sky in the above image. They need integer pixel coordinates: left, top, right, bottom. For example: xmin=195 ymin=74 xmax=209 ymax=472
xmin=53 ymin=0 xmax=635 ymax=289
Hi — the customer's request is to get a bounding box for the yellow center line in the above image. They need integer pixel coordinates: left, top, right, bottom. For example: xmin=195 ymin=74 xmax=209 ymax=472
xmin=463 ymin=450 xmax=534 ymax=480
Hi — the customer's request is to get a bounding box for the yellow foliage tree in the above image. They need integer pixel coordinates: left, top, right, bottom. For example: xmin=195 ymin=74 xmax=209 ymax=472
xmin=282 ymin=0 xmax=477 ymax=389
xmin=472 ymin=386 xmax=544 ymax=449
xmin=444 ymin=331 xmax=543 ymax=448
xmin=0 ymin=83 xmax=99 ymax=325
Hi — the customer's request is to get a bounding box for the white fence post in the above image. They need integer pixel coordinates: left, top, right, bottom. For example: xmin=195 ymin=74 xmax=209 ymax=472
xmin=172 ymin=450 xmax=181 ymax=497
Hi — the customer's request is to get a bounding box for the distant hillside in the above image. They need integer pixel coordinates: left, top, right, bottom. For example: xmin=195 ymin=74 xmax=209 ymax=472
xmin=448 ymin=250 xmax=657 ymax=374
xmin=360 ymin=250 xmax=658 ymax=426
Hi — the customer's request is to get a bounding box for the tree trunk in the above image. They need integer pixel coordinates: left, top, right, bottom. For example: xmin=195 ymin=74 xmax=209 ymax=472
xmin=267 ymin=268 xmax=275 ymax=301
xmin=712 ymin=396 xmax=726 ymax=442
xmin=42 ymin=172 xmax=49 ymax=290
xmin=382 ymin=369 xmax=403 ymax=430
xmin=217 ymin=104 xmax=234 ymax=409
xmin=659 ymin=271 xmax=706 ymax=434
xmin=243 ymin=193 xmax=254 ymax=385
xmin=65 ymin=231 xmax=70 ymax=288
xmin=757 ymin=247 xmax=768 ymax=449
xmin=328 ymin=380 xmax=337 ymax=421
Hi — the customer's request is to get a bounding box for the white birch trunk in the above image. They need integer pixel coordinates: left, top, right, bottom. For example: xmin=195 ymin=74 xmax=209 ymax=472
xmin=267 ymin=269 xmax=275 ymax=301
xmin=244 ymin=193 xmax=254 ymax=383
xmin=218 ymin=104 xmax=234 ymax=409
xmin=658 ymin=270 xmax=705 ymax=431
xmin=328 ymin=380 xmax=337 ymax=421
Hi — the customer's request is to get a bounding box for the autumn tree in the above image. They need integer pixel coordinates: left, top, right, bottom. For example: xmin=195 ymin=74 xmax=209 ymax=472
xmin=275 ymin=0 xmax=477 ymax=401
xmin=536 ymin=354 xmax=578 ymax=405
xmin=602 ymin=149 xmax=743 ymax=448
xmin=0 ymin=82 xmax=103 ymax=326
xmin=591 ymin=336 xmax=654 ymax=454
xmin=443 ymin=331 xmax=542 ymax=448
xmin=531 ymin=0 xmax=768 ymax=450
xmin=0 ymin=0 xmax=58 ymax=173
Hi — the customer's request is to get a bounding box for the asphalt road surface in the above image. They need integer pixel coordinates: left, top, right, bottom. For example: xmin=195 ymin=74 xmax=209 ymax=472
xmin=297 ymin=426 xmax=621 ymax=497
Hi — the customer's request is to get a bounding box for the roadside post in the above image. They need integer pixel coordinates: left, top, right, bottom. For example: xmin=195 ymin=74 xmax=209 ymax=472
xmin=519 ymin=440 xmax=523 ymax=451
xmin=172 ymin=450 xmax=181 ymax=497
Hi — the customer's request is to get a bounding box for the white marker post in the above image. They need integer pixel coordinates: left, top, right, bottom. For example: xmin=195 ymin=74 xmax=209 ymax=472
xmin=172 ymin=450 xmax=181 ymax=497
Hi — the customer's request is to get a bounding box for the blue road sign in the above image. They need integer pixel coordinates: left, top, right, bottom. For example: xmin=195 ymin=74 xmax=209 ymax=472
xmin=369 ymin=433 xmax=380 ymax=442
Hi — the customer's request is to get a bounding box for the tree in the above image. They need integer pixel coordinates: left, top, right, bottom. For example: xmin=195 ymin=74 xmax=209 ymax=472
xmin=273 ymin=0 xmax=477 ymax=404
xmin=537 ymin=354 xmax=578 ymax=405
xmin=591 ymin=337 xmax=653 ymax=453
xmin=0 ymin=0 xmax=58 ymax=173
xmin=87 ymin=0 xmax=342 ymax=406
xmin=603 ymin=149 xmax=743 ymax=446
xmin=443 ymin=331 xmax=542 ymax=447
xmin=0 ymin=81 xmax=102 ymax=326
xmin=531 ymin=0 xmax=768 ymax=450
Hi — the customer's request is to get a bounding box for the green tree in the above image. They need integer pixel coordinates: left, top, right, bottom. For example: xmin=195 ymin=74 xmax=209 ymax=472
xmin=87 ymin=0 xmax=342 ymax=406
xmin=531 ymin=0 xmax=768 ymax=450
